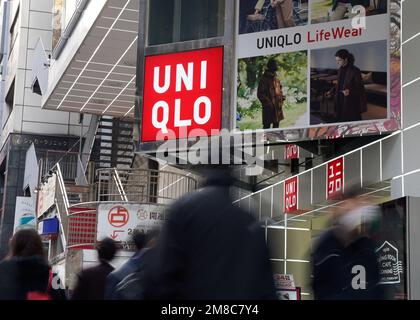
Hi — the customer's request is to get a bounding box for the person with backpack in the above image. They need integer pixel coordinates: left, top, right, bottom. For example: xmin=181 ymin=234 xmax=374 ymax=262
xmin=143 ymin=165 xmax=277 ymax=300
xmin=0 ymin=229 xmax=62 ymax=300
xmin=105 ymin=229 xmax=159 ymax=300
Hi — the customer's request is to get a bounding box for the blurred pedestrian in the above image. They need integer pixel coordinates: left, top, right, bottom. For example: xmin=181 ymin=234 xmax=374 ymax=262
xmin=112 ymin=229 xmax=160 ymax=300
xmin=311 ymin=194 xmax=383 ymax=300
xmin=71 ymin=237 xmax=117 ymax=300
xmin=144 ymin=166 xmax=276 ymax=300
xmin=105 ymin=229 xmax=159 ymax=300
xmin=0 ymin=229 xmax=56 ymax=300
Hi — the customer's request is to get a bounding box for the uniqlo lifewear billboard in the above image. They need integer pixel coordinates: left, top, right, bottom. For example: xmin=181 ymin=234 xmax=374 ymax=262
xmin=141 ymin=47 xmax=224 ymax=142
xmin=236 ymin=0 xmax=401 ymax=141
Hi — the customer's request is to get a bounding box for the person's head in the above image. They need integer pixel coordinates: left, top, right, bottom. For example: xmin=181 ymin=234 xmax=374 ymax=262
xmin=267 ymin=58 xmax=278 ymax=73
xmin=131 ymin=229 xmax=146 ymax=251
xmin=97 ymin=237 xmax=117 ymax=262
xmin=201 ymin=165 xmax=234 ymax=187
xmin=335 ymin=49 xmax=355 ymax=67
xmin=7 ymin=229 xmax=45 ymax=260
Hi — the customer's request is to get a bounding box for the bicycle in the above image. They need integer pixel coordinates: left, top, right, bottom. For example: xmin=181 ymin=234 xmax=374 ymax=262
xmin=245 ymin=1 xmax=277 ymax=34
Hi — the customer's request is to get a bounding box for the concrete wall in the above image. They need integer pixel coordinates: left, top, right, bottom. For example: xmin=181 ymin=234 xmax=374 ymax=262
xmin=0 ymin=0 xmax=92 ymax=151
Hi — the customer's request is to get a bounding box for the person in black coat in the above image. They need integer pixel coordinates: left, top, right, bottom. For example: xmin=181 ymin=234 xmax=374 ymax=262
xmin=0 ymin=229 xmax=59 ymax=300
xmin=144 ymin=166 xmax=276 ymax=300
xmin=312 ymin=196 xmax=384 ymax=300
xmin=71 ymin=237 xmax=117 ymax=300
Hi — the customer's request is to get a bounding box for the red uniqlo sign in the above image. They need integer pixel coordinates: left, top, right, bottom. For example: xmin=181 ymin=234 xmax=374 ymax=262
xmin=141 ymin=47 xmax=224 ymax=142
xmin=284 ymin=144 xmax=299 ymax=160
xmin=284 ymin=176 xmax=298 ymax=213
xmin=327 ymin=157 xmax=344 ymax=200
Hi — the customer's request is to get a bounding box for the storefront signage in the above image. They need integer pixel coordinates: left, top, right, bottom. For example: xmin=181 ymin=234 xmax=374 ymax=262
xmin=235 ymin=0 xmax=401 ymax=141
xmin=13 ymin=197 xmax=36 ymax=233
xmin=327 ymin=157 xmax=344 ymax=200
xmin=284 ymin=144 xmax=299 ymax=160
xmin=284 ymin=176 xmax=298 ymax=213
xmin=273 ymin=274 xmax=296 ymax=290
xmin=37 ymin=173 xmax=57 ymax=217
xmin=376 ymin=241 xmax=403 ymax=285
xmin=97 ymin=203 xmax=167 ymax=242
xmin=141 ymin=47 xmax=224 ymax=142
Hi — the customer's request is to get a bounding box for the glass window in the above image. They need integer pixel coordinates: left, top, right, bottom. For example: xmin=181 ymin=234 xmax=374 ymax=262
xmin=148 ymin=0 xmax=225 ymax=46
xmin=9 ymin=6 xmax=19 ymax=55
xmin=52 ymin=0 xmax=82 ymax=51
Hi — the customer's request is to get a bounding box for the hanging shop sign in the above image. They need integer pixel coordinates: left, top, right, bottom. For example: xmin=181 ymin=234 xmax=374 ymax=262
xmin=235 ymin=0 xmax=401 ymax=141
xmin=37 ymin=173 xmax=57 ymax=217
xmin=13 ymin=197 xmax=37 ymax=234
xmin=141 ymin=47 xmax=224 ymax=142
xmin=326 ymin=157 xmax=344 ymax=200
xmin=284 ymin=144 xmax=299 ymax=160
xmin=97 ymin=203 xmax=167 ymax=242
xmin=284 ymin=176 xmax=298 ymax=213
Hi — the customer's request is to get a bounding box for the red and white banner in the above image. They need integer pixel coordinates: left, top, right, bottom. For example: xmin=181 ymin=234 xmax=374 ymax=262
xmin=141 ymin=47 xmax=224 ymax=142
xmin=97 ymin=203 xmax=167 ymax=242
xmin=327 ymin=157 xmax=344 ymax=200
xmin=284 ymin=144 xmax=299 ymax=160
xmin=284 ymin=176 xmax=298 ymax=213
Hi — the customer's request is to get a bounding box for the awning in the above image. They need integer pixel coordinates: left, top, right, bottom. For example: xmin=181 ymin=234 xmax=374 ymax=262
xmin=41 ymin=0 xmax=138 ymax=118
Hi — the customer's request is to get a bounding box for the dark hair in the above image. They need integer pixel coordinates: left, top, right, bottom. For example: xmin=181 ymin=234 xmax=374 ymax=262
xmin=335 ymin=49 xmax=355 ymax=65
xmin=267 ymin=58 xmax=278 ymax=72
xmin=7 ymin=229 xmax=45 ymax=260
xmin=97 ymin=237 xmax=117 ymax=262
xmin=131 ymin=229 xmax=146 ymax=250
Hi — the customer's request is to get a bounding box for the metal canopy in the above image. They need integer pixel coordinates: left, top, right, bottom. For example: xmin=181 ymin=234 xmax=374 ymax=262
xmin=43 ymin=0 xmax=138 ymax=118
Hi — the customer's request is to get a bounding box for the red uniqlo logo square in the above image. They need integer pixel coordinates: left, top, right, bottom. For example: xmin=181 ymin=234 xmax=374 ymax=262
xmin=327 ymin=157 xmax=344 ymax=200
xmin=284 ymin=176 xmax=298 ymax=213
xmin=284 ymin=144 xmax=299 ymax=160
xmin=141 ymin=47 xmax=224 ymax=142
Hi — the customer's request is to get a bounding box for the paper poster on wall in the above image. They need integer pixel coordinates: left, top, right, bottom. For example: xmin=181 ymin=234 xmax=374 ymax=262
xmin=235 ymin=0 xmax=401 ymax=141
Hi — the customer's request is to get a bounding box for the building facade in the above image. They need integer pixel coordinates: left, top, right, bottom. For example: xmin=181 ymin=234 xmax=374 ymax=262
xmin=6 ymin=0 xmax=420 ymax=299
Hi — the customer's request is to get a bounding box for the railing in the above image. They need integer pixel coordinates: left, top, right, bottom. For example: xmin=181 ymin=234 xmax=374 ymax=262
xmin=50 ymin=166 xmax=198 ymax=250
xmin=96 ymin=168 xmax=198 ymax=204
xmin=54 ymin=164 xmax=70 ymax=248
xmin=43 ymin=150 xmax=79 ymax=182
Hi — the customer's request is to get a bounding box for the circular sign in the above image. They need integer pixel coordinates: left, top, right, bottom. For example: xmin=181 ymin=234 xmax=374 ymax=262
xmin=108 ymin=206 xmax=129 ymax=228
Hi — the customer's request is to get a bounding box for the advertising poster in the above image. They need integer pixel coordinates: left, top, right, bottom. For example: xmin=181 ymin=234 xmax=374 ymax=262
xmin=236 ymin=0 xmax=401 ymax=141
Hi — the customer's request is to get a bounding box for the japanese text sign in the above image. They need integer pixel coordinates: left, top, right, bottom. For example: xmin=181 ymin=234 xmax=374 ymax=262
xmin=327 ymin=157 xmax=344 ymax=200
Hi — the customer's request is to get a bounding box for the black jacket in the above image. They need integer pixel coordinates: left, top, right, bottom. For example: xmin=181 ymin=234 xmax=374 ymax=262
xmin=71 ymin=261 xmax=114 ymax=300
xmin=0 ymin=256 xmax=50 ymax=300
xmin=312 ymin=228 xmax=384 ymax=300
xmin=144 ymin=171 xmax=276 ymax=300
